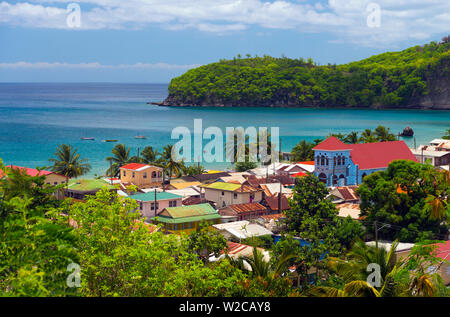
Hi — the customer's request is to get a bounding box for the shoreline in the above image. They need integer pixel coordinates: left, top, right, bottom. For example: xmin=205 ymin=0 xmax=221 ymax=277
xmin=149 ymin=102 xmax=450 ymax=110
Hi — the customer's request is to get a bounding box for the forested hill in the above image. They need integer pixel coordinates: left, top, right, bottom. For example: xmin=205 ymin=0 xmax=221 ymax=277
xmin=160 ymin=41 xmax=450 ymax=109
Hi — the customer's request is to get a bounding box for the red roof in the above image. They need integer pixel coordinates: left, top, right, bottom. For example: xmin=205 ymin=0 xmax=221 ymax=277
xmin=1 ymin=165 xmax=57 ymax=178
xmin=348 ymin=141 xmax=417 ymax=170
xmin=313 ymin=137 xmax=417 ymax=170
xmin=297 ymin=161 xmax=315 ymax=165
xmin=433 ymin=240 xmax=450 ymax=261
xmin=292 ymin=171 xmax=307 ymax=177
xmin=120 ymin=163 xmax=149 ymax=170
xmin=312 ymin=137 xmax=349 ymax=151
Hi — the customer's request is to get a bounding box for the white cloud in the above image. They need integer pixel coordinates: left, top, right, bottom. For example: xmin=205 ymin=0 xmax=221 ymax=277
xmin=0 ymin=61 xmax=201 ymax=69
xmin=0 ymin=0 xmax=448 ymax=47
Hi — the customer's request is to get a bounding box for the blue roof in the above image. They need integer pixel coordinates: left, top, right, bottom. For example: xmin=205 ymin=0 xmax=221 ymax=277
xmin=128 ymin=191 xmax=182 ymax=202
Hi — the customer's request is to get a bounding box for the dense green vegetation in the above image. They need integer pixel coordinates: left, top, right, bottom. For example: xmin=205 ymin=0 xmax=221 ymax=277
xmin=0 ymin=159 xmax=448 ymax=297
xmin=357 ymin=160 xmax=449 ymax=242
xmin=166 ymin=41 xmax=450 ymax=108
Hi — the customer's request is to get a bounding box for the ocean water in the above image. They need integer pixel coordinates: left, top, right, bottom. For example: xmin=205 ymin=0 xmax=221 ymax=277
xmin=0 ymin=83 xmax=449 ymax=176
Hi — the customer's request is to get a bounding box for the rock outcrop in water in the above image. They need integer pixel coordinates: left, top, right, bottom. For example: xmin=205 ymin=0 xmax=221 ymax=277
xmin=158 ymin=41 xmax=450 ymax=110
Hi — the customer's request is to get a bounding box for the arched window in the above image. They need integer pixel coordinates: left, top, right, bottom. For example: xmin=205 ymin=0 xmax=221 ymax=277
xmin=361 ymin=173 xmax=367 ymax=181
xmin=332 ymin=175 xmax=338 ymax=185
xmin=326 ymin=158 xmax=329 ymax=166
xmin=333 ymin=157 xmax=336 ymax=166
xmin=339 ymin=174 xmax=345 ymax=186
xmin=342 ymin=157 xmax=346 ymax=165
xmin=318 ymin=173 xmax=327 ymax=184
xmin=337 ymin=156 xmax=341 ymax=165
xmin=316 ymin=156 xmax=320 ymax=165
xmin=152 ymin=171 xmax=157 ymax=178
xmin=321 ymin=156 xmax=325 ymax=165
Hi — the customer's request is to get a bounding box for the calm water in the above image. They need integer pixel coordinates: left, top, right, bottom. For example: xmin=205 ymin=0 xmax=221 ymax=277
xmin=0 ymin=83 xmax=449 ymax=176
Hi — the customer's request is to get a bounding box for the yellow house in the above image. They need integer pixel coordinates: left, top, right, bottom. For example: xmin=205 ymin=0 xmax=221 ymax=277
xmin=119 ymin=163 xmax=163 ymax=189
xmin=151 ymin=203 xmax=221 ymax=234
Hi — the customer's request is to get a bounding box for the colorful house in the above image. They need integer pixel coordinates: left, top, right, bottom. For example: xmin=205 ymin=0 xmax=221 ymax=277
xmin=313 ymin=137 xmax=417 ymax=186
xmin=202 ymin=182 xmax=263 ymax=208
xmin=1 ymin=165 xmax=68 ymax=199
xmin=128 ymin=191 xmax=183 ymax=219
xmin=151 ymin=203 xmax=221 ymax=234
xmin=65 ymin=178 xmax=116 ymax=201
xmin=119 ymin=163 xmax=163 ymax=189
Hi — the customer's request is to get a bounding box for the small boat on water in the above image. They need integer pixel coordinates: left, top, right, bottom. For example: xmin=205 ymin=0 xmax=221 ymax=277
xmin=102 ymin=139 xmax=118 ymax=142
xmin=81 ymin=137 xmax=95 ymax=140
xmin=135 ymin=135 xmax=147 ymax=139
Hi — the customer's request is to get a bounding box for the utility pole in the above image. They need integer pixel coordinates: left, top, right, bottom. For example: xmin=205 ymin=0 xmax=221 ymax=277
xmin=109 ymin=159 xmax=113 ymax=185
xmin=278 ymin=182 xmax=282 ymax=213
xmin=375 ymin=220 xmax=378 ymax=249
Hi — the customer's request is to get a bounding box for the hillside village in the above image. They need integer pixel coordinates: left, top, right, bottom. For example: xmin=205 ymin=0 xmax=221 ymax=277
xmin=3 ymin=136 xmax=449 ymax=292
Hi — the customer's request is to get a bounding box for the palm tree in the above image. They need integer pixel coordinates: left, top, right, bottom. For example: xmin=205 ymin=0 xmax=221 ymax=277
xmin=106 ymin=144 xmax=132 ymax=177
xmin=424 ymin=170 xmax=449 ymax=220
xmin=359 ymin=129 xmax=378 ymax=143
xmin=238 ymin=247 xmax=296 ymax=279
xmin=160 ymin=144 xmax=185 ymax=182
xmin=49 ymin=144 xmax=91 ymax=183
xmin=344 ymin=132 xmax=359 ymax=144
xmin=141 ymin=146 xmax=160 ymax=165
xmin=374 ymin=125 xmax=396 ymax=142
xmin=291 ymin=140 xmax=314 ymax=162
xmin=305 ymin=239 xmax=444 ymax=297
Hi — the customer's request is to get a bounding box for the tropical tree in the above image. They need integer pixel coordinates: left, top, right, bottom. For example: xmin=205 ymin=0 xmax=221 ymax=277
xmin=49 ymin=144 xmax=91 ymax=183
xmin=374 ymin=125 xmax=397 ymax=142
xmin=105 ymin=144 xmax=133 ymax=177
xmin=344 ymin=131 xmax=359 ymax=144
xmin=182 ymin=164 xmax=206 ymax=176
xmin=160 ymin=144 xmax=185 ymax=182
xmin=290 ymin=140 xmax=316 ymax=162
xmin=357 ymin=160 xmax=448 ymax=242
xmin=141 ymin=146 xmax=160 ymax=165
xmin=359 ymin=129 xmax=378 ymax=143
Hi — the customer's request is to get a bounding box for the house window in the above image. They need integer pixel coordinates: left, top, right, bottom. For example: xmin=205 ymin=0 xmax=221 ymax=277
xmin=123 ymin=171 xmax=126 ymax=177
xmin=143 ymin=172 xmax=147 ymax=179
xmin=233 ymin=193 xmax=238 ymax=199
xmin=54 ymin=182 xmax=58 ymax=185
xmin=139 ymin=202 xmax=143 ymax=210
xmin=132 ymin=172 xmax=135 ymax=178
xmin=169 ymin=200 xmax=177 ymax=207
xmin=152 ymin=171 xmax=157 ymax=178
xmin=151 ymin=202 xmax=159 ymax=210
xmin=221 ymin=191 xmax=225 ymax=196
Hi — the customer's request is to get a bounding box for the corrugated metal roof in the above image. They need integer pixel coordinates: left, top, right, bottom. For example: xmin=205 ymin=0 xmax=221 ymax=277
xmin=163 ymin=203 xmax=217 ymax=218
xmin=226 ymin=202 xmax=267 ymax=214
xmin=152 ymin=213 xmax=221 ymax=224
xmin=128 ymin=191 xmax=183 ymax=202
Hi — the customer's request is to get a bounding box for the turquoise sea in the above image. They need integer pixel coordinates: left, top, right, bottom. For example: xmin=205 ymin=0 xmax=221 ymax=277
xmin=0 ymin=83 xmax=449 ymax=176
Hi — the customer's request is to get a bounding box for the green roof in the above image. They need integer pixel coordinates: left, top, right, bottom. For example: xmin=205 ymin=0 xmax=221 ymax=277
xmin=151 ymin=213 xmax=221 ymax=224
xmin=203 ymin=182 xmax=241 ymax=192
xmin=68 ymin=179 xmax=115 ymax=191
xmin=128 ymin=191 xmax=183 ymax=202
xmin=161 ymin=203 xmax=217 ymax=218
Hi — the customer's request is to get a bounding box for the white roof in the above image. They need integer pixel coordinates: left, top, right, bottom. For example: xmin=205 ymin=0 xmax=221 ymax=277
xmin=337 ymin=203 xmax=360 ymax=220
xmin=165 ymin=187 xmax=201 ymax=198
xmin=430 ymin=139 xmax=447 ymax=145
xmin=296 ymin=163 xmax=315 ymax=173
xmin=410 ymin=148 xmax=450 ymax=157
xmin=213 ymin=220 xmax=273 ymax=239
xmin=366 ymin=240 xmax=415 ymax=252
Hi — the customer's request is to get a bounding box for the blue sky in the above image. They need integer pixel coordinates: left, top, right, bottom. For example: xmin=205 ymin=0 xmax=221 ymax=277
xmin=0 ymin=0 xmax=449 ymax=83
